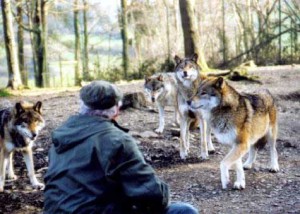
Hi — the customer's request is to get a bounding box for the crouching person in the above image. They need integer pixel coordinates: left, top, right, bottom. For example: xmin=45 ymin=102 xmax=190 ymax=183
xmin=44 ymin=80 xmax=198 ymax=214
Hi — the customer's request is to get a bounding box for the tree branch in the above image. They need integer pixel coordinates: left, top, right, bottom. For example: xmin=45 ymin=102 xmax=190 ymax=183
xmin=12 ymin=10 xmax=40 ymax=34
xmin=222 ymin=28 xmax=293 ymax=66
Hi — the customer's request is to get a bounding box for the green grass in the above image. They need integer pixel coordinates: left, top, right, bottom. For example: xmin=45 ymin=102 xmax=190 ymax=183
xmin=0 ymin=88 xmax=12 ymax=97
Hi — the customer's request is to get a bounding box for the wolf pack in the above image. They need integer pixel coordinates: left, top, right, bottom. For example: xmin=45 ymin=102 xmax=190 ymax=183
xmin=0 ymin=53 xmax=279 ymax=192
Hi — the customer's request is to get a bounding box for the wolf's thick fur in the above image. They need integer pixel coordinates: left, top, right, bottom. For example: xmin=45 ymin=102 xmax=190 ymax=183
xmin=174 ymin=54 xmax=215 ymax=159
xmin=189 ymin=76 xmax=279 ymax=189
xmin=144 ymin=73 xmax=179 ymax=133
xmin=0 ymin=101 xmax=45 ymax=192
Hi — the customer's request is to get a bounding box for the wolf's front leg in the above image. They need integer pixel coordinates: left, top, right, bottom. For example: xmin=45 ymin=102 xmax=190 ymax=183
xmin=0 ymin=150 xmax=9 ymax=192
xmin=199 ymin=119 xmax=209 ymax=159
xmin=7 ymin=152 xmax=17 ymax=180
xmin=221 ymin=144 xmax=249 ymax=190
xmin=179 ymin=117 xmax=189 ymax=159
xmin=232 ymin=158 xmax=245 ymax=190
xmin=220 ymin=161 xmax=230 ymax=189
xmin=155 ymin=104 xmax=165 ymax=133
xmin=206 ymin=124 xmax=215 ymax=153
xmin=22 ymin=148 xmax=44 ymax=190
xmin=243 ymin=145 xmax=258 ymax=170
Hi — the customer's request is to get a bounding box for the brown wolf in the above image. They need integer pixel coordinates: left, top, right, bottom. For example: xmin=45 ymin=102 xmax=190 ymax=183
xmin=174 ymin=54 xmax=215 ymax=159
xmin=0 ymin=101 xmax=45 ymax=192
xmin=188 ymin=76 xmax=279 ymax=189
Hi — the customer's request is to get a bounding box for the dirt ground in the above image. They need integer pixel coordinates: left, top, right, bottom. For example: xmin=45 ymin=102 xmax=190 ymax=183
xmin=0 ymin=65 xmax=299 ymax=213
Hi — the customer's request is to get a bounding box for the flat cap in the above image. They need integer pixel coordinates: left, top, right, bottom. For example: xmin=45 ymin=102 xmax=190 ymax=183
xmin=80 ymin=80 xmax=123 ymax=110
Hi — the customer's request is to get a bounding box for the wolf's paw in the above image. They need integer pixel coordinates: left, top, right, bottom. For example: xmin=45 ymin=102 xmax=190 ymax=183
xmin=180 ymin=150 xmax=188 ymax=160
xmin=32 ymin=182 xmax=45 ymax=190
xmin=0 ymin=187 xmax=3 ymax=192
xmin=233 ymin=181 xmax=245 ymax=190
xmin=269 ymin=166 xmax=279 ymax=173
xmin=222 ymin=180 xmax=230 ymax=190
xmin=154 ymin=127 xmax=164 ymax=134
xmin=200 ymin=152 xmax=209 ymax=160
xmin=208 ymin=149 xmax=216 ymax=154
xmin=243 ymin=163 xmax=253 ymax=170
xmin=7 ymin=173 xmax=18 ymax=180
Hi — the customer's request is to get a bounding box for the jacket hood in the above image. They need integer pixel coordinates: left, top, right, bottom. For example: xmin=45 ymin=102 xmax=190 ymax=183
xmin=52 ymin=115 xmax=110 ymax=153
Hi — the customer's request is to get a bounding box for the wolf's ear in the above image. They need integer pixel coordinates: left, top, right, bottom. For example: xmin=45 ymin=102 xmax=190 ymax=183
xmin=215 ymin=77 xmax=225 ymax=89
xmin=15 ymin=102 xmax=25 ymax=116
xmin=33 ymin=101 xmax=42 ymax=114
xmin=191 ymin=53 xmax=198 ymax=62
xmin=157 ymin=74 xmax=164 ymax=82
xmin=174 ymin=55 xmax=182 ymax=65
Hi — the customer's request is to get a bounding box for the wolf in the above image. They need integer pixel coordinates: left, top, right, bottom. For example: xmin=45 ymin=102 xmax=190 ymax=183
xmin=144 ymin=73 xmax=179 ymax=133
xmin=188 ymin=76 xmax=279 ymax=189
xmin=174 ymin=54 xmax=215 ymax=159
xmin=0 ymin=101 xmax=45 ymax=192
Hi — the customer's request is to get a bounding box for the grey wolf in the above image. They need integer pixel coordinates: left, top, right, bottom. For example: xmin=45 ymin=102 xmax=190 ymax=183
xmin=0 ymin=101 xmax=45 ymax=192
xmin=174 ymin=54 xmax=215 ymax=159
xmin=44 ymin=80 xmax=198 ymax=214
xmin=189 ymin=76 xmax=279 ymax=189
xmin=144 ymin=73 xmax=179 ymax=133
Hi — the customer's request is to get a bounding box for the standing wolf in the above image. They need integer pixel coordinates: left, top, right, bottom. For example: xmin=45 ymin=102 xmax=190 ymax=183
xmin=144 ymin=73 xmax=179 ymax=133
xmin=189 ymin=76 xmax=279 ymax=189
xmin=174 ymin=54 xmax=215 ymax=159
xmin=0 ymin=101 xmax=45 ymax=192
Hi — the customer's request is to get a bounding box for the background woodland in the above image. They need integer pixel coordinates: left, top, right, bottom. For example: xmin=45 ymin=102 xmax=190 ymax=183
xmin=0 ymin=0 xmax=299 ymax=89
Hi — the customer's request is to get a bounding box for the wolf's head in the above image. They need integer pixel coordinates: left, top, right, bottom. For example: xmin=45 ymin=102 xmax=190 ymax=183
xmin=174 ymin=54 xmax=200 ymax=83
xmin=144 ymin=75 xmax=165 ymax=103
xmin=188 ymin=77 xmax=226 ymax=111
xmin=12 ymin=101 xmax=45 ymax=141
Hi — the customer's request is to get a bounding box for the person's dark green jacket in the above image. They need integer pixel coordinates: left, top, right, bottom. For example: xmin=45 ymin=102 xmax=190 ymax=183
xmin=44 ymin=115 xmax=169 ymax=214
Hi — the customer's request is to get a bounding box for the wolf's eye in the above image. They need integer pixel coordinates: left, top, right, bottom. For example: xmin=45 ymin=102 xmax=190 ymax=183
xmin=21 ymin=123 xmax=27 ymax=128
xmin=200 ymin=91 xmax=207 ymax=96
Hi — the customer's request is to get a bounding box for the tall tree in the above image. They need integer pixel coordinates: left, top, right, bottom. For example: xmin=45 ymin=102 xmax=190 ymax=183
xmin=25 ymin=0 xmax=38 ymax=85
xmin=178 ymin=0 xmax=209 ymax=71
xmin=16 ymin=0 xmax=27 ymax=86
xmin=1 ymin=0 xmax=23 ymax=89
xmin=74 ymin=0 xmax=82 ymax=86
xmin=82 ymin=0 xmax=89 ymax=80
xmin=120 ymin=0 xmax=129 ymax=80
xmin=21 ymin=0 xmax=49 ymax=87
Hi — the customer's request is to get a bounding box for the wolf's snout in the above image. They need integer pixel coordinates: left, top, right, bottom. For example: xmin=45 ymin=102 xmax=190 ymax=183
xmin=187 ymin=100 xmax=191 ymax=105
xmin=183 ymin=71 xmax=188 ymax=77
xmin=151 ymin=97 xmax=155 ymax=102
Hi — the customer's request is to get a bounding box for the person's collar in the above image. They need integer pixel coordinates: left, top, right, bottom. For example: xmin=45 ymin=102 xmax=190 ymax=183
xmin=111 ymin=119 xmax=129 ymax=133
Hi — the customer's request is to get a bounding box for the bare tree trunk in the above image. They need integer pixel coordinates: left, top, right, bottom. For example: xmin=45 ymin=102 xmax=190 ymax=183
xmin=33 ymin=0 xmax=43 ymax=87
xmin=1 ymin=0 xmax=22 ymax=89
xmin=16 ymin=0 xmax=27 ymax=86
xmin=222 ymin=0 xmax=227 ymax=64
xmin=26 ymin=0 xmax=38 ymax=84
xmin=74 ymin=0 xmax=82 ymax=86
xmin=83 ymin=0 xmax=89 ymax=80
xmin=163 ymin=0 xmax=171 ymax=68
xmin=120 ymin=0 xmax=129 ymax=80
xmin=41 ymin=0 xmax=49 ymax=87
xmin=30 ymin=0 xmax=48 ymax=88
xmin=278 ymin=0 xmax=282 ymax=64
xmin=178 ymin=0 xmax=209 ymax=70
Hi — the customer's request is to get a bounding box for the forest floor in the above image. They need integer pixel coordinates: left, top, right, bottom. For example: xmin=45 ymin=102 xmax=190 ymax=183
xmin=0 ymin=65 xmax=299 ymax=213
